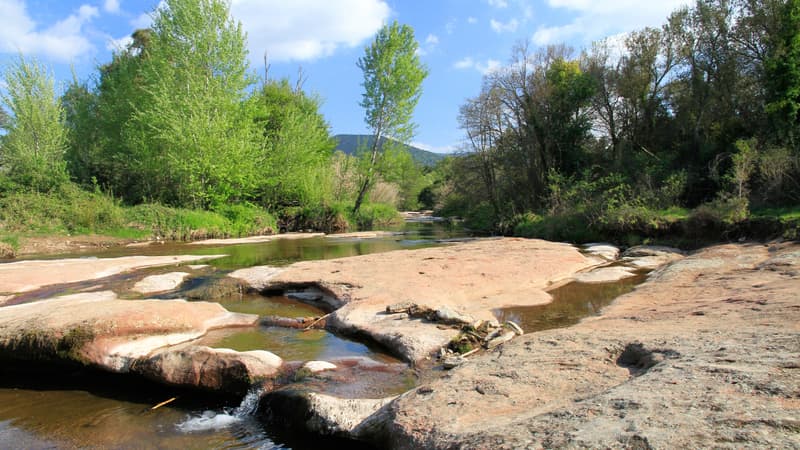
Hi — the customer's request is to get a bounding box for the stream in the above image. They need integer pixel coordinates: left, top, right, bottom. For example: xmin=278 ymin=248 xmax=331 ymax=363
xmin=0 ymin=223 xmax=649 ymax=449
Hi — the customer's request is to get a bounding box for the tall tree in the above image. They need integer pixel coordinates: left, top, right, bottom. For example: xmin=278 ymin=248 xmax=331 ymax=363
xmin=763 ymin=0 xmax=800 ymax=147
xmin=0 ymin=55 xmax=69 ymax=192
xmin=353 ymin=21 xmax=428 ymax=215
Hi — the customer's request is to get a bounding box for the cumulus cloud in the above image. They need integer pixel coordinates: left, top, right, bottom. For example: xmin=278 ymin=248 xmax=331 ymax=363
xmin=533 ymin=0 xmax=689 ymax=45
xmin=103 ymin=0 xmax=120 ymax=13
xmin=453 ymin=57 xmax=501 ymax=75
xmin=106 ymin=35 xmax=133 ymax=51
xmin=0 ymin=0 xmax=99 ymax=62
xmin=411 ymin=141 xmax=455 ymax=154
xmin=487 ymin=0 xmax=509 ymax=8
xmin=490 ymin=18 xmax=518 ymax=33
xmin=229 ymin=0 xmax=391 ymax=62
xmin=467 ymin=16 xmax=478 ymax=24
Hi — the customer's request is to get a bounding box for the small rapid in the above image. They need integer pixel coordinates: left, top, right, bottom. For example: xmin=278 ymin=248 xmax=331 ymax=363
xmin=176 ymin=387 xmax=263 ymax=433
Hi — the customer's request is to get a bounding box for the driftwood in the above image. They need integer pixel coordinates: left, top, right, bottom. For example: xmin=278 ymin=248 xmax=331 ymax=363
xmin=261 ymin=315 xmax=326 ymax=330
xmin=150 ymin=397 xmax=177 ymax=411
xmin=303 ymin=313 xmax=331 ymax=331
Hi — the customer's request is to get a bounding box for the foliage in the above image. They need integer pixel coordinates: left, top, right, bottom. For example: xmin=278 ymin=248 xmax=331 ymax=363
xmin=353 ymin=21 xmax=428 ymax=214
xmin=0 ymin=55 xmax=69 ymax=193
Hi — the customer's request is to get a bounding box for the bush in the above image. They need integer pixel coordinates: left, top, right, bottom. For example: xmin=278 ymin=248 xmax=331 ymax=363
xmin=689 ymin=194 xmax=750 ymax=228
xmin=353 ymin=202 xmax=401 ymax=229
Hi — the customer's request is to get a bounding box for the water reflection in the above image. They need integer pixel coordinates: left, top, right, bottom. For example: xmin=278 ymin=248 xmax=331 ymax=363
xmin=496 ymin=273 xmax=647 ymax=333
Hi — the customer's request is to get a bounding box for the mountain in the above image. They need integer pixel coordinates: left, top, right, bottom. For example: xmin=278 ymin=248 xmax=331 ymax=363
xmin=334 ymin=134 xmax=446 ymax=167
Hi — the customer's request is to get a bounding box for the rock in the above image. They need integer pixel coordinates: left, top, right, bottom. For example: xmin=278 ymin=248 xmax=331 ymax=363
xmin=442 ymin=355 xmax=466 ymax=369
xmin=131 ymin=346 xmax=282 ymax=394
xmin=183 ymin=277 xmax=246 ymax=301
xmin=228 ymin=266 xmax=285 ymax=292
xmin=362 ymin=242 xmax=800 ymax=449
xmin=261 ymin=315 xmax=322 ymax=329
xmin=386 ymin=302 xmax=416 ymax=314
xmin=259 ymin=389 xmax=395 ymax=438
xmin=0 ymin=242 xmax=15 ymax=259
xmin=434 ymin=306 xmax=474 ymax=326
xmin=303 ymin=360 xmax=337 ymax=373
xmin=132 ymin=272 xmax=190 ymax=294
xmin=584 ymin=243 xmax=620 ymax=261
xmin=188 ymin=233 xmax=324 ymax=246
xmin=621 ymin=246 xmax=685 ymax=271
xmin=573 ymin=266 xmax=638 ymax=283
xmin=0 ymin=291 xmax=264 ymax=393
xmin=236 ymin=238 xmax=595 ymax=362
xmin=0 ymin=254 xmax=225 ymax=294
xmin=485 ymin=331 xmax=516 ymax=349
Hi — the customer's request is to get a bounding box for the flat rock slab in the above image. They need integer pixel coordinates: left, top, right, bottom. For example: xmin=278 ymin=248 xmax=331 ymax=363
xmin=0 ymin=255 xmax=224 ymax=295
xmin=573 ymin=266 xmax=638 ymax=283
xmin=132 ymin=272 xmax=190 ymax=294
xmin=361 ymin=242 xmax=800 ymax=449
xmin=189 ymin=233 xmax=324 ymax=246
xmin=583 ymin=243 xmax=620 ymax=261
xmin=231 ymin=238 xmax=596 ymax=362
xmin=0 ymin=290 xmax=273 ymax=393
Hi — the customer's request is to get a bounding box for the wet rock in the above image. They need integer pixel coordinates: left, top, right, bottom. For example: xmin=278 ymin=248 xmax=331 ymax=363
xmin=261 ymin=315 xmax=324 ymax=329
xmin=132 ymin=272 xmax=190 ymax=294
xmin=132 ymin=346 xmax=282 ymax=394
xmin=183 ymin=277 xmax=247 ymax=301
xmin=505 ymin=320 xmax=524 ymax=336
xmin=304 ymin=360 xmax=338 ymax=373
xmin=622 ymin=245 xmax=685 ymax=259
xmin=228 ymin=266 xmax=285 ymax=292
xmin=434 ymin=306 xmax=474 ymax=326
xmin=260 ymin=389 xmax=395 ymax=438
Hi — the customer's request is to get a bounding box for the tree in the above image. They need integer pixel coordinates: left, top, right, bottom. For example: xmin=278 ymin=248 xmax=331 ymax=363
xmin=0 ymin=55 xmax=69 ymax=192
xmin=353 ymin=21 xmax=428 ymax=215
xmin=763 ymin=0 xmax=800 ymax=147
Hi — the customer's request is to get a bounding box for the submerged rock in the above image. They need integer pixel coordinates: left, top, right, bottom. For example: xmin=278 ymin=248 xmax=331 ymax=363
xmin=304 ymin=360 xmax=338 ymax=373
xmin=573 ymin=266 xmax=638 ymax=283
xmin=583 ymin=243 xmax=620 ymax=261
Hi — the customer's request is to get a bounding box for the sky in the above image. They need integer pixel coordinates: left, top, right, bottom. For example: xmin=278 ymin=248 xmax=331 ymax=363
xmin=0 ymin=0 xmax=690 ymax=153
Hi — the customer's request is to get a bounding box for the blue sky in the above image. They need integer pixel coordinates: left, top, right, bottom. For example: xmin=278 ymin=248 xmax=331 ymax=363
xmin=0 ymin=0 xmax=688 ymax=153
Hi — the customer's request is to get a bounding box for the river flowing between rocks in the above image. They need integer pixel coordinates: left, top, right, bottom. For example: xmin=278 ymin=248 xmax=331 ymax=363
xmin=0 ymin=223 xmax=650 ymax=449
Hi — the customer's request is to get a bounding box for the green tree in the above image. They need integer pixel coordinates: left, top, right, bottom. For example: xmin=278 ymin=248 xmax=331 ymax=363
xmin=763 ymin=0 xmax=800 ymax=147
xmin=0 ymin=55 xmax=69 ymax=192
xmin=248 ymin=79 xmax=335 ymax=208
xmin=353 ymin=21 xmax=428 ymax=215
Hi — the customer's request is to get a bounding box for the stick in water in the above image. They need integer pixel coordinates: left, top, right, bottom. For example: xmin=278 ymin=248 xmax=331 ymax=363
xmin=303 ymin=313 xmax=331 ymax=331
xmin=151 ymin=397 xmax=177 ymax=410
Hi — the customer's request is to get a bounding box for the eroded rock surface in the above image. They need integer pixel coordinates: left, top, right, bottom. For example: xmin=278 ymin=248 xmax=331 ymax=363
xmin=0 ymin=291 xmax=274 ymax=393
xmin=132 ymin=272 xmax=190 ymax=294
xmin=0 ymin=254 xmax=224 ymax=295
xmin=354 ymin=242 xmax=800 ymax=449
xmin=231 ymin=238 xmax=597 ymax=362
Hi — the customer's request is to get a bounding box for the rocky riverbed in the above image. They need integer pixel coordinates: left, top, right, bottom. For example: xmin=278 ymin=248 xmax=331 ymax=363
xmin=0 ymin=236 xmax=796 ymax=449
xmin=261 ymin=241 xmax=800 ymax=449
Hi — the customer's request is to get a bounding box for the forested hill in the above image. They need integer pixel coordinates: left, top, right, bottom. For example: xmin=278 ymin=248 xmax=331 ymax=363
xmin=334 ymin=134 xmax=446 ymax=167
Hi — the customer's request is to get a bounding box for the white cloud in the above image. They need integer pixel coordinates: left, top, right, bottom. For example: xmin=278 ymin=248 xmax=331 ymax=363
xmin=487 ymin=0 xmax=509 ymax=8
xmin=411 ymin=141 xmax=455 ymax=154
xmin=0 ymin=1 xmax=99 ymax=62
xmin=467 ymin=16 xmax=478 ymax=24
xmin=103 ymin=0 xmax=120 ymax=13
xmin=490 ymin=18 xmax=518 ymax=33
xmin=106 ymin=35 xmax=133 ymax=51
xmin=534 ymin=0 xmax=690 ymax=45
xmin=425 ymin=34 xmax=439 ymax=46
xmin=230 ymin=0 xmax=390 ymax=62
xmin=130 ymin=11 xmax=152 ymax=29
xmin=453 ymin=57 xmax=501 ymax=75
xmin=445 ymin=18 xmax=457 ymax=35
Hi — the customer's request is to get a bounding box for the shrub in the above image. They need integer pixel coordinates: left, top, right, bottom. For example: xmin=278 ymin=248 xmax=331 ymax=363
xmin=689 ymin=194 xmax=750 ymax=228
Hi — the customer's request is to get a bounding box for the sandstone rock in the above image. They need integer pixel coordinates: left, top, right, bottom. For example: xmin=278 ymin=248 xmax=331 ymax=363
xmin=485 ymin=331 xmax=515 ymax=349
xmin=303 ymin=360 xmax=337 ymax=373
xmin=260 ymin=389 xmax=395 ymax=438
xmin=583 ymin=243 xmax=620 ymax=260
xmin=0 ymin=291 xmax=263 ymax=393
xmin=505 ymin=320 xmax=524 ymax=336
xmin=442 ymin=355 xmax=466 ymax=369
xmin=235 ymin=238 xmax=594 ymax=362
xmin=0 ymin=255 xmax=225 ymax=294
xmin=132 ymin=272 xmax=190 ymax=294
xmin=182 ymin=277 xmax=246 ymax=301
xmin=360 ymin=242 xmax=800 ymax=449
xmin=189 ymin=233 xmax=324 ymax=246
xmin=622 ymin=245 xmax=685 ymax=258
xmin=573 ymin=266 xmax=638 ymax=283
xmin=434 ymin=306 xmax=474 ymax=326
xmin=131 ymin=346 xmax=282 ymax=394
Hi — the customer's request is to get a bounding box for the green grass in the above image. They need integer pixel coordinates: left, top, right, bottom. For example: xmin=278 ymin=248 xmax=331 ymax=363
xmin=751 ymin=206 xmax=800 ymax=221
xmin=0 ymin=183 xmax=277 ymax=243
